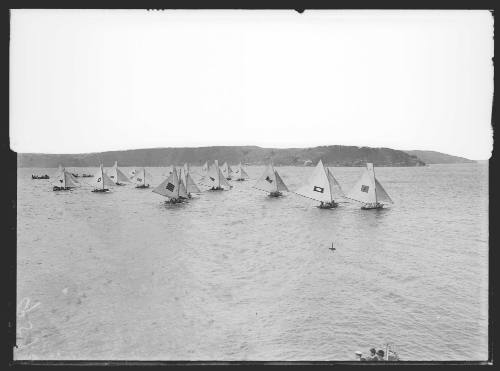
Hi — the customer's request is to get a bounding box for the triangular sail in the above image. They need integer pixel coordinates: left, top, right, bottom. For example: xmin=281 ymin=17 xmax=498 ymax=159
xmin=131 ymin=168 xmax=150 ymax=186
xmin=234 ymin=163 xmax=249 ymax=179
xmin=375 ymin=178 xmax=393 ymax=204
xmin=64 ymin=172 xmax=80 ymax=188
xmin=185 ymin=171 xmax=201 ymax=193
xmin=91 ymin=165 xmax=114 ymax=189
xmin=253 ymin=165 xmax=278 ymax=193
xmin=345 ymin=163 xmax=376 ymax=204
xmin=294 ymin=160 xmax=332 ymax=202
xmin=153 ymin=168 xmax=181 ymax=198
xmin=178 ymin=176 xmax=188 ymax=198
xmin=218 ymin=167 xmax=231 ymax=188
xmin=326 ymin=168 xmax=345 ymax=198
xmin=274 ymin=170 xmax=289 ymax=192
xmin=221 ymin=162 xmax=232 ymax=178
xmin=202 ymin=161 xmax=221 ymax=188
xmin=107 ymin=162 xmax=131 ymax=184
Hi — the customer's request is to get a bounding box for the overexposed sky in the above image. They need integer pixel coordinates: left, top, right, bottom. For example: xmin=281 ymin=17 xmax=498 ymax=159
xmin=10 ymin=10 xmax=493 ymax=159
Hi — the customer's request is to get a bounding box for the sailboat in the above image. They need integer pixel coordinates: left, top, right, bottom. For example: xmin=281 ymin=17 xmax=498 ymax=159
xmin=52 ymin=169 xmax=79 ymax=191
xmin=253 ymin=163 xmax=289 ymax=197
xmin=233 ymin=162 xmax=249 ymax=181
xmin=107 ymin=161 xmax=131 ymax=186
xmin=181 ymin=165 xmax=201 ymax=198
xmin=153 ymin=166 xmax=188 ymax=204
xmin=201 ymin=160 xmax=232 ymax=191
xmin=293 ymin=159 xmax=344 ymax=209
xmin=221 ymin=162 xmax=233 ymax=180
xmin=90 ymin=164 xmax=115 ymax=193
xmin=345 ymin=163 xmax=393 ymax=209
xmin=131 ymin=168 xmax=151 ymax=189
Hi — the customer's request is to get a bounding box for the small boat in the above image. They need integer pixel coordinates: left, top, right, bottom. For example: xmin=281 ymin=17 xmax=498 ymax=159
xmin=233 ymin=162 xmax=249 ymax=181
xmin=293 ymin=159 xmax=344 ymax=209
xmin=107 ymin=161 xmax=131 ymax=186
xmin=221 ymin=162 xmax=233 ymax=180
xmin=130 ymin=168 xmax=151 ymax=189
xmin=71 ymin=173 xmax=79 ymax=178
xmin=82 ymin=173 xmax=93 ymax=178
xmin=51 ymin=169 xmax=79 ymax=191
xmin=90 ymin=164 xmax=114 ymax=193
xmin=153 ymin=166 xmax=188 ymax=204
xmin=181 ymin=164 xmax=201 ymax=198
xmin=32 ymin=174 xmax=50 ymax=179
xmin=345 ymin=163 xmax=393 ymax=209
xmin=253 ymin=163 xmax=289 ymax=197
xmin=200 ymin=160 xmax=231 ymax=191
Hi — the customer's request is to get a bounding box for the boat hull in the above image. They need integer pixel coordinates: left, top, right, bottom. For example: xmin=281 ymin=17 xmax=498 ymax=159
xmin=135 ymin=184 xmax=150 ymax=189
xmin=318 ymin=202 xmax=338 ymax=209
xmin=361 ymin=203 xmax=384 ymax=210
xmin=52 ymin=186 xmax=73 ymax=191
xmin=91 ymin=188 xmax=110 ymax=193
xmin=269 ymin=191 xmax=283 ymax=198
xmin=209 ymin=187 xmax=224 ymax=191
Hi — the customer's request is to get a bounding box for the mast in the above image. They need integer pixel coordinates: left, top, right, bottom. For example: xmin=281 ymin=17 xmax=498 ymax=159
xmin=101 ymin=165 xmax=105 ymax=190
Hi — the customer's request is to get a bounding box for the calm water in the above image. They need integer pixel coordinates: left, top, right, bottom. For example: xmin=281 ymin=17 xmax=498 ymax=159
xmin=16 ymin=163 xmax=488 ymax=361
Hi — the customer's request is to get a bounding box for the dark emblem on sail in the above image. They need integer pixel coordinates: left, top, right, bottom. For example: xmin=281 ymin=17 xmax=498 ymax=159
xmin=97 ymin=177 xmax=101 ymax=183
xmin=209 ymin=176 xmax=215 ymax=181
xmin=361 ymin=185 xmax=369 ymax=193
xmin=59 ymin=179 xmax=63 ymax=183
xmin=166 ymin=182 xmax=175 ymax=192
xmin=137 ymin=178 xmax=142 ymax=182
xmin=313 ymin=186 xmax=324 ymax=193
xmin=265 ymin=176 xmax=273 ymax=183
xmin=110 ymin=175 xmax=114 ymax=179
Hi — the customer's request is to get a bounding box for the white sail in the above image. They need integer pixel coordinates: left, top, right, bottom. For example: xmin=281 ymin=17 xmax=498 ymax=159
xmin=178 ymin=175 xmax=189 ymax=198
xmin=221 ymin=162 xmax=233 ymax=178
xmin=130 ymin=168 xmax=150 ymax=186
xmin=201 ymin=161 xmax=208 ymax=174
xmin=254 ymin=165 xmax=279 ymax=193
xmin=107 ymin=161 xmax=131 ymax=184
xmin=91 ymin=165 xmax=115 ymax=189
xmin=375 ymin=178 xmax=393 ymax=204
xmin=234 ymin=163 xmax=249 ymax=179
xmin=345 ymin=163 xmax=377 ymax=204
xmin=64 ymin=171 xmax=80 ymax=188
xmin=153 ymin=167 xmax=181 ymax=199
xmin=294 ymin=160 xmax=333 ymax=203
xmin=184 ymin=171 xmax=201 ymax=193
xmin=326 ymin=167 xmax=344 ymax=198
xmin=274 ymin=170 xmax=289 ymax=192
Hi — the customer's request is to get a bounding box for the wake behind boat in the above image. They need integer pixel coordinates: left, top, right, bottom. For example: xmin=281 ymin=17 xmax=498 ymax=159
xmin=345 ymin=163 xmax=393 ymax=209
xmin=253 ymin=163 xmax=289 ymax=197
xmin=293 ymin=159 xmax=344 ymax=209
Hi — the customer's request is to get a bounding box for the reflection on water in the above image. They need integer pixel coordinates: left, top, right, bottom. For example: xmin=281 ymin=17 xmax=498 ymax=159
xmin=16 ymin=163 xmax=488 ymax=361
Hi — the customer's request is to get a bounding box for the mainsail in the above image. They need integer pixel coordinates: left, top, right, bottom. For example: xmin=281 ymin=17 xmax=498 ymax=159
xmin=326 ymin=168 xmax=345 ymax=199
xmin=294 ymin=160 xmax=336 ymax=203
xmin=182 ymin=168 xmax=201 ymax=194
xmin=53 ymin=170 xmax=79 ymax=188
xmin=153 ymin=166 xmax=187 ymax=199
xmin=345 ymin=163 xmax=392 ymax=204
xmin=254 ymin=164 xmax=288 ymax=193
xmin=130 ymin=168 xmax=151 ymax=187
xmin=91 ymin=165 xmax=115 ymax=190
xmin=107 ymin=161 xmax=131 ymax=184
xmin=234 ymin=162 xmax=249 ymax=180
xmin=201 ymin=160 xmax=231 ymax=189
xmin=221 ymin=162 xmax=233 ymax=179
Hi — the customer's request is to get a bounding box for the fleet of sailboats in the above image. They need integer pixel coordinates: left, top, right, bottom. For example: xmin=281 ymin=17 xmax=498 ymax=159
xmin=345 ymin=163 xmax=393 ymax=209
xmin=253 ymin=163 xmax=289 ymax=197
xmin=294 ymin=160 xmax=344 ymax=208
xmin=46 ymin=160 xmax=393 ymax=209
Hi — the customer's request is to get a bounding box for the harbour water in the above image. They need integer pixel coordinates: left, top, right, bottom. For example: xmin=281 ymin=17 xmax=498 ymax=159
xmin=15 ymin=163 xmax=489 ymax=361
